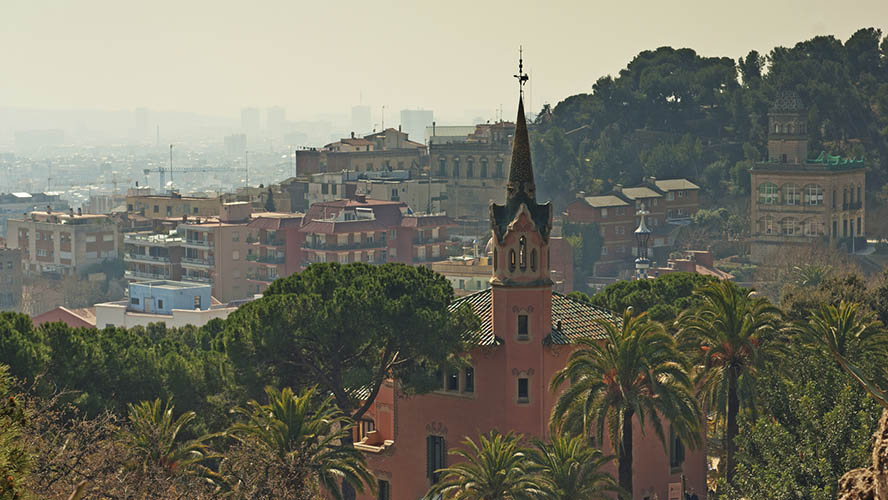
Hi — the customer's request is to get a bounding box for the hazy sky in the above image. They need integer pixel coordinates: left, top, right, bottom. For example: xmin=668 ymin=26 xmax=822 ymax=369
xmin=1 ymin=0 xmax=886 ymax=123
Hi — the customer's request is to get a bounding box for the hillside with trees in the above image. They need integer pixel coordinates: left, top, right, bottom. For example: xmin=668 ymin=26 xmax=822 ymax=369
xmin=530 ymin=28 xmax=888 ymax=214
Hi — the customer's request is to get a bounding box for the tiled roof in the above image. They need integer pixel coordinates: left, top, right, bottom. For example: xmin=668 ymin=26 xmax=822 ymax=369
xmin=450 ymin=289 xmax=497 ymax=345
xmin=654 ymin=179 xmax=699 ymax=191
xmin=450 ymin=289 xmax=616 ymax=346
xmin=583 ymin=194 xmax=630 ymax=208
xmin=300 ymin=219 xmax=387 ymax=234
xmin=248 ymin=214 xmax=303 ymax=230
xmin=621 ymin=187 xmax=662 ymax=200
xmin=771 ymin=90 xmax=804 ymax=112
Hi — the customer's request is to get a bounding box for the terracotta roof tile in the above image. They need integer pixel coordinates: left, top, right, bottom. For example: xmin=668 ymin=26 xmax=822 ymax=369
xmin=450 ymin=289 xmax=616 ymax=346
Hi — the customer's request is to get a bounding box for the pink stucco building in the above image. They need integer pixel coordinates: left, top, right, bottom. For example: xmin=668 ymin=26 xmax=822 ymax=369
xmin=355 ymin=92 xmax=707 ymax=500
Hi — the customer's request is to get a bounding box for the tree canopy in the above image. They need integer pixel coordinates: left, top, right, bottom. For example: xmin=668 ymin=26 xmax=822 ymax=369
xmin=220 ymin=262 xmax=478 ymax=421
xmin=531 ymin=29 xmax=888 ymax=209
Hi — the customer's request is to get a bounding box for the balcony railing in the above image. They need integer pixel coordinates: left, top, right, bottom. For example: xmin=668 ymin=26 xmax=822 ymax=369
xmin=181 ymin=256 xmax=215 ymax=266
xmin=184 ymin=238 xmax=214 ymax=247
xmin=412 ymin=237 xmax=446 ymax=245
xmin=182 ymin=274 xmax=212 ymax=283
xmin=261 ymin=238 xmax=286 ymax=247
xmin=302 ymin=240 xmax=385 ymax=251
xmin=257 ymin=255 xmax=285 ymax=264
xmin=247 ymin=272 xmax=277 ymax=283
xmin=125 ymin=270 xmax=171 ymax=280
xmin=125 ymin=253 xmax=170 ymax=263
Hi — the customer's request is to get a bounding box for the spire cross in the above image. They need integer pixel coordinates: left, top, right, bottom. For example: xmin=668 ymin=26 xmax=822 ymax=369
xmin=514 ymin=46 xmax=529 ymax=95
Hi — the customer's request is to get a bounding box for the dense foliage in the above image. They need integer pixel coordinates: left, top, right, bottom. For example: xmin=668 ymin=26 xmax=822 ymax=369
xmin=531 ymin=29 xmax=888 ymax=209
xmin=570 ymin=271 xmax=715 ymax=324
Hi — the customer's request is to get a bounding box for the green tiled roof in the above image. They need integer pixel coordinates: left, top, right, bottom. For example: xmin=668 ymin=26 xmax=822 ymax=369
xmin=450 ymin=289 xmax=617 ymax=346
xmin=807 ymin=151 xmax=865 ymax=166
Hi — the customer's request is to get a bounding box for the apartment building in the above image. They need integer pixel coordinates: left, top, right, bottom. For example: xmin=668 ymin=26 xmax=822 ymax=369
xmin=126 ymin=192 xmax=223 ymax=220
xmin=123 ymin=230 xmax=184 ymax=282
xmin=564 ymin=177 xmax=700 ymax=276
xmin=299 ymin=195 xmax=453 ymax=268
xmin=308 ymin=169 xmax=446 ymax=214
xmin=245 ymin=212 xmax=304 ymax=295
xmin=749 ymin=90 xmax=866 ymax=261
xmin=0 ymin=248 xmax=23 ymax=312
xmin=355 ymin=177 xmax=447 ymax=214
xmin=0 ymin=192 xmax=69 ymax=237
xmin=178 ymin=202 xmax=257 ymax=303
xmin=7 ymin=209 xmax=120 ymax=276
xmin=429 ymin=121 xmax=514 ymax=228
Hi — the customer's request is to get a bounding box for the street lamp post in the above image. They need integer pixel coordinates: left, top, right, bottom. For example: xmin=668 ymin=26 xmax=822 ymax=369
xmin=635 ymin=202 xmax=652 ymax=280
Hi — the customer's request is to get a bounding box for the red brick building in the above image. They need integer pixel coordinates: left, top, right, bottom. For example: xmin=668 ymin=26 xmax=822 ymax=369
xmin=355 ymin=94 xmax=706 ymax=500
xmin=564 ymin=178 xmax=700 ymax=276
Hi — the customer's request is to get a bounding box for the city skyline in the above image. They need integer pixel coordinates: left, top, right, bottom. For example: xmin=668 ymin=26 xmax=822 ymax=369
xmin=1 ymin=0 xmax=886 ymax=123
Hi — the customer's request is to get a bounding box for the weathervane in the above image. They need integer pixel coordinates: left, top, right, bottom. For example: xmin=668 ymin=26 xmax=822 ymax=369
xmin=514 ymin=46 xmax=529 ymax=96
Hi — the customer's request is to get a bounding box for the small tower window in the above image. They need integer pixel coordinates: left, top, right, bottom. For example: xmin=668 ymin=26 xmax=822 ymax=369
xmin=509 ymin=249 xmax=516 ymax=272
xmin=517 ymin=378 xmax=529 ymax=403
xmin=530 ymin=249 xmax=537 ymax=271
xmin=517 ymin=314 xmax=529 ymax=340
xmin=493 ymin=248 xmax=498 ymax=271
xmin=519 ymin=236 xmax=527 ymax=271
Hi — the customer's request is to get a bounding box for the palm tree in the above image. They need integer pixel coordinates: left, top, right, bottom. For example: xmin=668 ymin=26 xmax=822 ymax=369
xmin=798 ymin=300 xmax=886 ymax=364
xmin=226 ymin=386 xmax=374 ymax=500
xmin=551 ymin=307 xmax=701 ymax=496
xmin=790 ymin=264 xmax=831 ymax=288
xmin=675 ymin=280 xmax=783 ymax=485
xmin=426 ymin=430 xmax=545 ymax=500
xmin=528 ymin=430 xmax=623 ymax=500
xmin=119 ymin=398 xmax=210 ymax=476
xmin=797 ymin=300 xmax=888 ymax=406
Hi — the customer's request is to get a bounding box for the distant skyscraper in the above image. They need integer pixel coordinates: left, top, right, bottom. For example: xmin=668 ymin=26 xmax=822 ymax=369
xmin=267 ymin=106 xmax=286 ymax=134
xmin=241 ymin=108 xmax=261 ymax=134
xmin=351 ymin=105 xmax=371 ymax=135
xmin=400 ymin=109 xmax=434 ymax=143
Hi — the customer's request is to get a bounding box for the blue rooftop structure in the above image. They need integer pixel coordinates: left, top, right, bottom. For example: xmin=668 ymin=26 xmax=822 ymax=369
xmin=127 ymin=280 xmax=211 ymax=315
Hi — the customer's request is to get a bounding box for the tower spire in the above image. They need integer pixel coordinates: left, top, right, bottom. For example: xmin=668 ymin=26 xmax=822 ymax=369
xmin=507 ymin=47 xmax=534 ymax=200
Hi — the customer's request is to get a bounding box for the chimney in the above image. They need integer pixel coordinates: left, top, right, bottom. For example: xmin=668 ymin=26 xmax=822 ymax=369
xmin=613 ymin=184 xmax=623 ymax=193
xmin=69 ymin=208 xmax=74 ymax=217
xmin=46 ymin=205 xmax=51 ymax=214
xmin=398 ymin=124 xmax=402 ymax=132
xmin=77 ymin=207 xmax=82 ymax=216
xmin=351 ymin=131 xmax=355 ymax=139
xmin=355 ymin=193 xmax=367 ymax=203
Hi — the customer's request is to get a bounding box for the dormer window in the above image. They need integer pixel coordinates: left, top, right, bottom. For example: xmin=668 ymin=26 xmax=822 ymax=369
xmin=519 ymin=236 xmax=527 ymax=271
